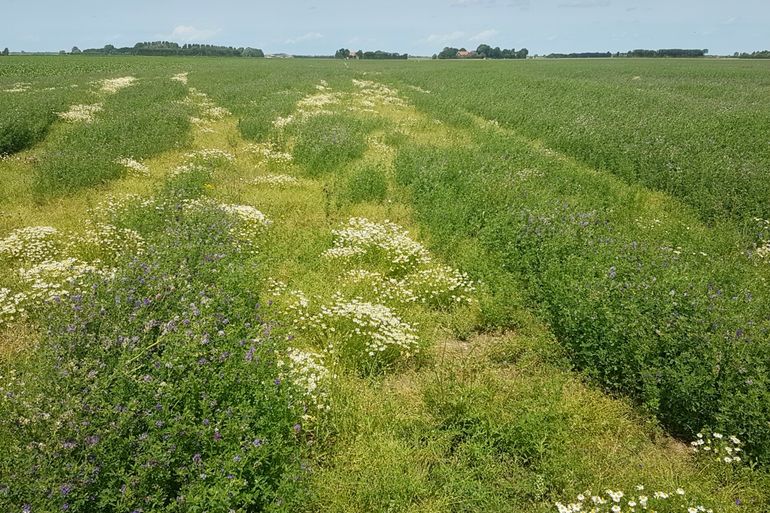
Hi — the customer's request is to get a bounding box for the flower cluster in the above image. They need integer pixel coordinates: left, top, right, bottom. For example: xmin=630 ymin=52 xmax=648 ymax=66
xmin=182 ymin=199 xmax=271 ymax=246
xmin=184 ymin=148 xmax=235 ymax=164
xmin=249 ymin=174 xmax=300 ymax=187
xmin=308 ymin=296 xmax=419 ymax=363
xmin=3 ymin=82 xmax=32 ymax=93
xmin=690 ymin=432 xmax=744 ymax=464
xmin=99 ymin=76 xmax=137 ymax=94
xmin=407 ymin=265 xmax=476 ymax=308
xmin=115 ymin=157 xmax=149 ymax=175
xmin=245 ymin=143 xmax=294 ymax=164
xmin=278 ymin=348 xmax=332 ymax=415
xmin=66 ymin=223 xmax=145 ymax=262
xmin=351 ymin=79 xmax=406 ymax=109
xmin=19 ymin=258 xmax=104 ymax=302
xmin=0 ymin=288 xmax=28 ymax=326
xmin=0 ymin=226 xmax=61 ymax=264
xmin=323 ymin=217 xmax=431 ymax=272
xmin=171 ymin=72 xmax=189 ymax=84
xmin=58 ymin=103 xmax=103 ymax=123
xmin=556 ymin=486 xmax=712 ymax=513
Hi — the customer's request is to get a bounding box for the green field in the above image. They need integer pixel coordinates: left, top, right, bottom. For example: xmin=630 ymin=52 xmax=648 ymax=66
xmin=1 ymin=56 xmax=769 ymax=512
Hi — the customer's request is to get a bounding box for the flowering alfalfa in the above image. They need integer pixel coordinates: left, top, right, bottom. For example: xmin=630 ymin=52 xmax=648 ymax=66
xmin=691 ymin=432 xmax=744 ymax=464
xmin=19 ymin=258 xmax=104 ymax=302
xmin=278 ymin=348 xmax=332 ymax=415
xmin=555 ymin=486 xmax=712 ymax=513
xmin=184 ymin=148 xmax=235 ymax=164
xmin=0 ymin=226 xmax=62 ymax=264
xmin=99 ymin=76 xmax=136 ymax=94
xmin=0 ymin=288 xmax=28 ymax=326
xmin=323 ymin=217 xmax=431 ymax=273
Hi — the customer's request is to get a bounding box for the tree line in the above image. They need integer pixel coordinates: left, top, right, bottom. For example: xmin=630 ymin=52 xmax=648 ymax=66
xmin=434 ymin=45 xmax=528 ymax=59
xmin=734 ymin=50 xmax=770 ymax=59
xmin=73 ymin=42 xmax=264 ymax=57
xmin=335 ymin=49 xmax=407 ymax=59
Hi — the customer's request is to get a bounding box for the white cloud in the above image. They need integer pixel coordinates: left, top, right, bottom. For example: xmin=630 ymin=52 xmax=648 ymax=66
xmin=422 ymin=31 xmax=466 ymax=44
xmin=285 ymin=32 xmax=324 ymax=44
xmin=163 ymin=25 xmax=219 ymax=42
xmin=469 ymin=29 xmax=499 ymax=42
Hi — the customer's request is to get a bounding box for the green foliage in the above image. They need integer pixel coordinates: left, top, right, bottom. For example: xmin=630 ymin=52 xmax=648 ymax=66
xmin=291 ymin=114 xmax=373 ymax=176
xmin=393 ymin=135 xmax=770 ymax=463
xmin=33 ymin=78 xmax=192 ymax=197
xmin=341 ymin=161 xmax=388 ymax=204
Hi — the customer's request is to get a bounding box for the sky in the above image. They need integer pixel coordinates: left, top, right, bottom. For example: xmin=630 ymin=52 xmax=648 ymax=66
xmin=2 ymin=0 xmax=768 ymax=56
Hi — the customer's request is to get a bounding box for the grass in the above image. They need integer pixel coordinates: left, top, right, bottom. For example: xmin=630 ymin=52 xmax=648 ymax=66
xmin=1 ymin=56 xmax=769 ymax=512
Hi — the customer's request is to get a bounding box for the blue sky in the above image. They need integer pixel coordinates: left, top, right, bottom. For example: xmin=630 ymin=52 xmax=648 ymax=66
xmin=2 ymin=0 xmax=768 ymax=55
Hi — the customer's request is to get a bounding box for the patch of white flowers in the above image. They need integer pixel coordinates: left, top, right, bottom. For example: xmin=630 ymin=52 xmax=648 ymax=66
xmin=0 ymin=288 xmax=28 ymax=326
xmin=408 ymin=265 xmax=476 ymax=308
xmin=341 ymin=265 xmax=475 ymax=309
xmin=115 ymin=157 xmax=149 ymax=175
xmin=0 ymin=226 xmax=61 ymax=264
xmin=58 ymin=103 xmax=103 ymax=123
xmin=249 ymin=174 xmax=300 ymax=187
xmin=323 ymin=217 xmax=431 ymax=272
xmin=278 ymin=348 xmax=332 ymax=415
xmin=171 ymin=72 xmax=189 ymax=84
xmin=19 ymin=258 xmax=104 ymax=302
xmin=690 ymin=432 xmax=744 ymax=464
xmin=99 ymin=76 xmax=137 ymax=94
xmin=184 ymin=148 xmax=235 ymax=164
xmin=66 ymin=223 xmax=145 ymax=262
xmin=245 ymin=143 xmax=294 ymax=164
xmin=556 ymin=486 xmax=712 ymax=513
xmin=308 ymin=296 xmax=419 ymax=363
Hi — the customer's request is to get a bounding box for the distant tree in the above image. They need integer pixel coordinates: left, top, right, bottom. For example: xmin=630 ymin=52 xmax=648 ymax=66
xmin=355 ymin=50 xmax=363 ymax=59
xmin=103 ymin=44 xmax=115 ymax=54
xmin=71 ymin=46 xmax=81 ymax=54
xmin=517 ymin=47 xmax=528 ymax=59
xmin=242 ymin=47 xmax=264 ymax=57
xmin=476 ymin=44 xmax=491 ymax=58
xmin=438 ymin=47 xmax=459 ymax=59
xmin=335 ymin=48 xmax=350 ymax=59
xmin=432 ymin=53 xmax=438 ymax=59
xmin=59 ymin=50 xmax=66 ymax=55
xmin=1 ymin=48 xmax=8 ymax=56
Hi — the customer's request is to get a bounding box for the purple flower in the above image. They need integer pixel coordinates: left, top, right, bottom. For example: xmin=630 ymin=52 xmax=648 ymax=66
xmin=293 ymin=423 xmax=301 ymax=434
xmin=62 ymin=441 xmax=76 ymax=450
xmin=233 ymin=454 xmax=242 ymax=462
xmin=60 ymin=484 xmax=72 ymax=496
xmin=245 ymin=347 xmax=256 ymax=362
xmin=202 ymin=418 xmax=210 ymax=426
xmin=22 ymin=505 xmax=31 ymax=513
xmin=86 ymin=435 xmax=100 ymax=446
xmin=192 ymin=453 xmax=202 ymax=465
xmin=213 ymin=430 xmax=222 ymax=441
xmin=252 ymin=438 xmax=263 ymax=447
xmin=61 ymin=504 xmax=69 ymax=511
xmin=274 ymin=378 xmax=281 ymax=386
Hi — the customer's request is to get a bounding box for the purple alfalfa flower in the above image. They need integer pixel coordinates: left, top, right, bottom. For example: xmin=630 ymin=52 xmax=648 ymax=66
xmin=62 ymin=441 xmax=76 ymax=450
xmin=233 ymin=454 xmax=242 ymax=462
xmin=61 ymin=503 xmax=69 ymax=511
xmin=293 ymin=423 xmax=301 ymax=434
xmin=252 ymin=438 xmax=263 ymax=448
xmin=213 ymin=430 xmax=222 ymax=441
xmin=86 ymin=435 xmax=100 ymax=446
xmin=22 ymin=504 xmax=31 ymax=513
xmin=736 ymin=498 xmax=742 ymax=506
xmin=155 ymin=420 xmax=164 ymax=428
xmin=60 ymin=484 xmax=72 ymax=496
xmin=201 ymin=333 xmax=210 ymax=345
xmin=245 ymin=347 xmax=256 ymax=362
xmin=608 ymin=266 xmax=617 ymax=279
xmin=192 ymin=453 xmax=202 ymax=465
xmin=274 ymin=378 xmax=281 ymax=386
xmin=197 ymin=357 xmax=208 ymax=366
xmin=202 ymin=418 xmax=210 ymax=426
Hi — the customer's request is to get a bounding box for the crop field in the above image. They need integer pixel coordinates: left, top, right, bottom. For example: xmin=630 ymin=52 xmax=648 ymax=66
xmin=1 ymin=56 xmax=769 ymax=512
